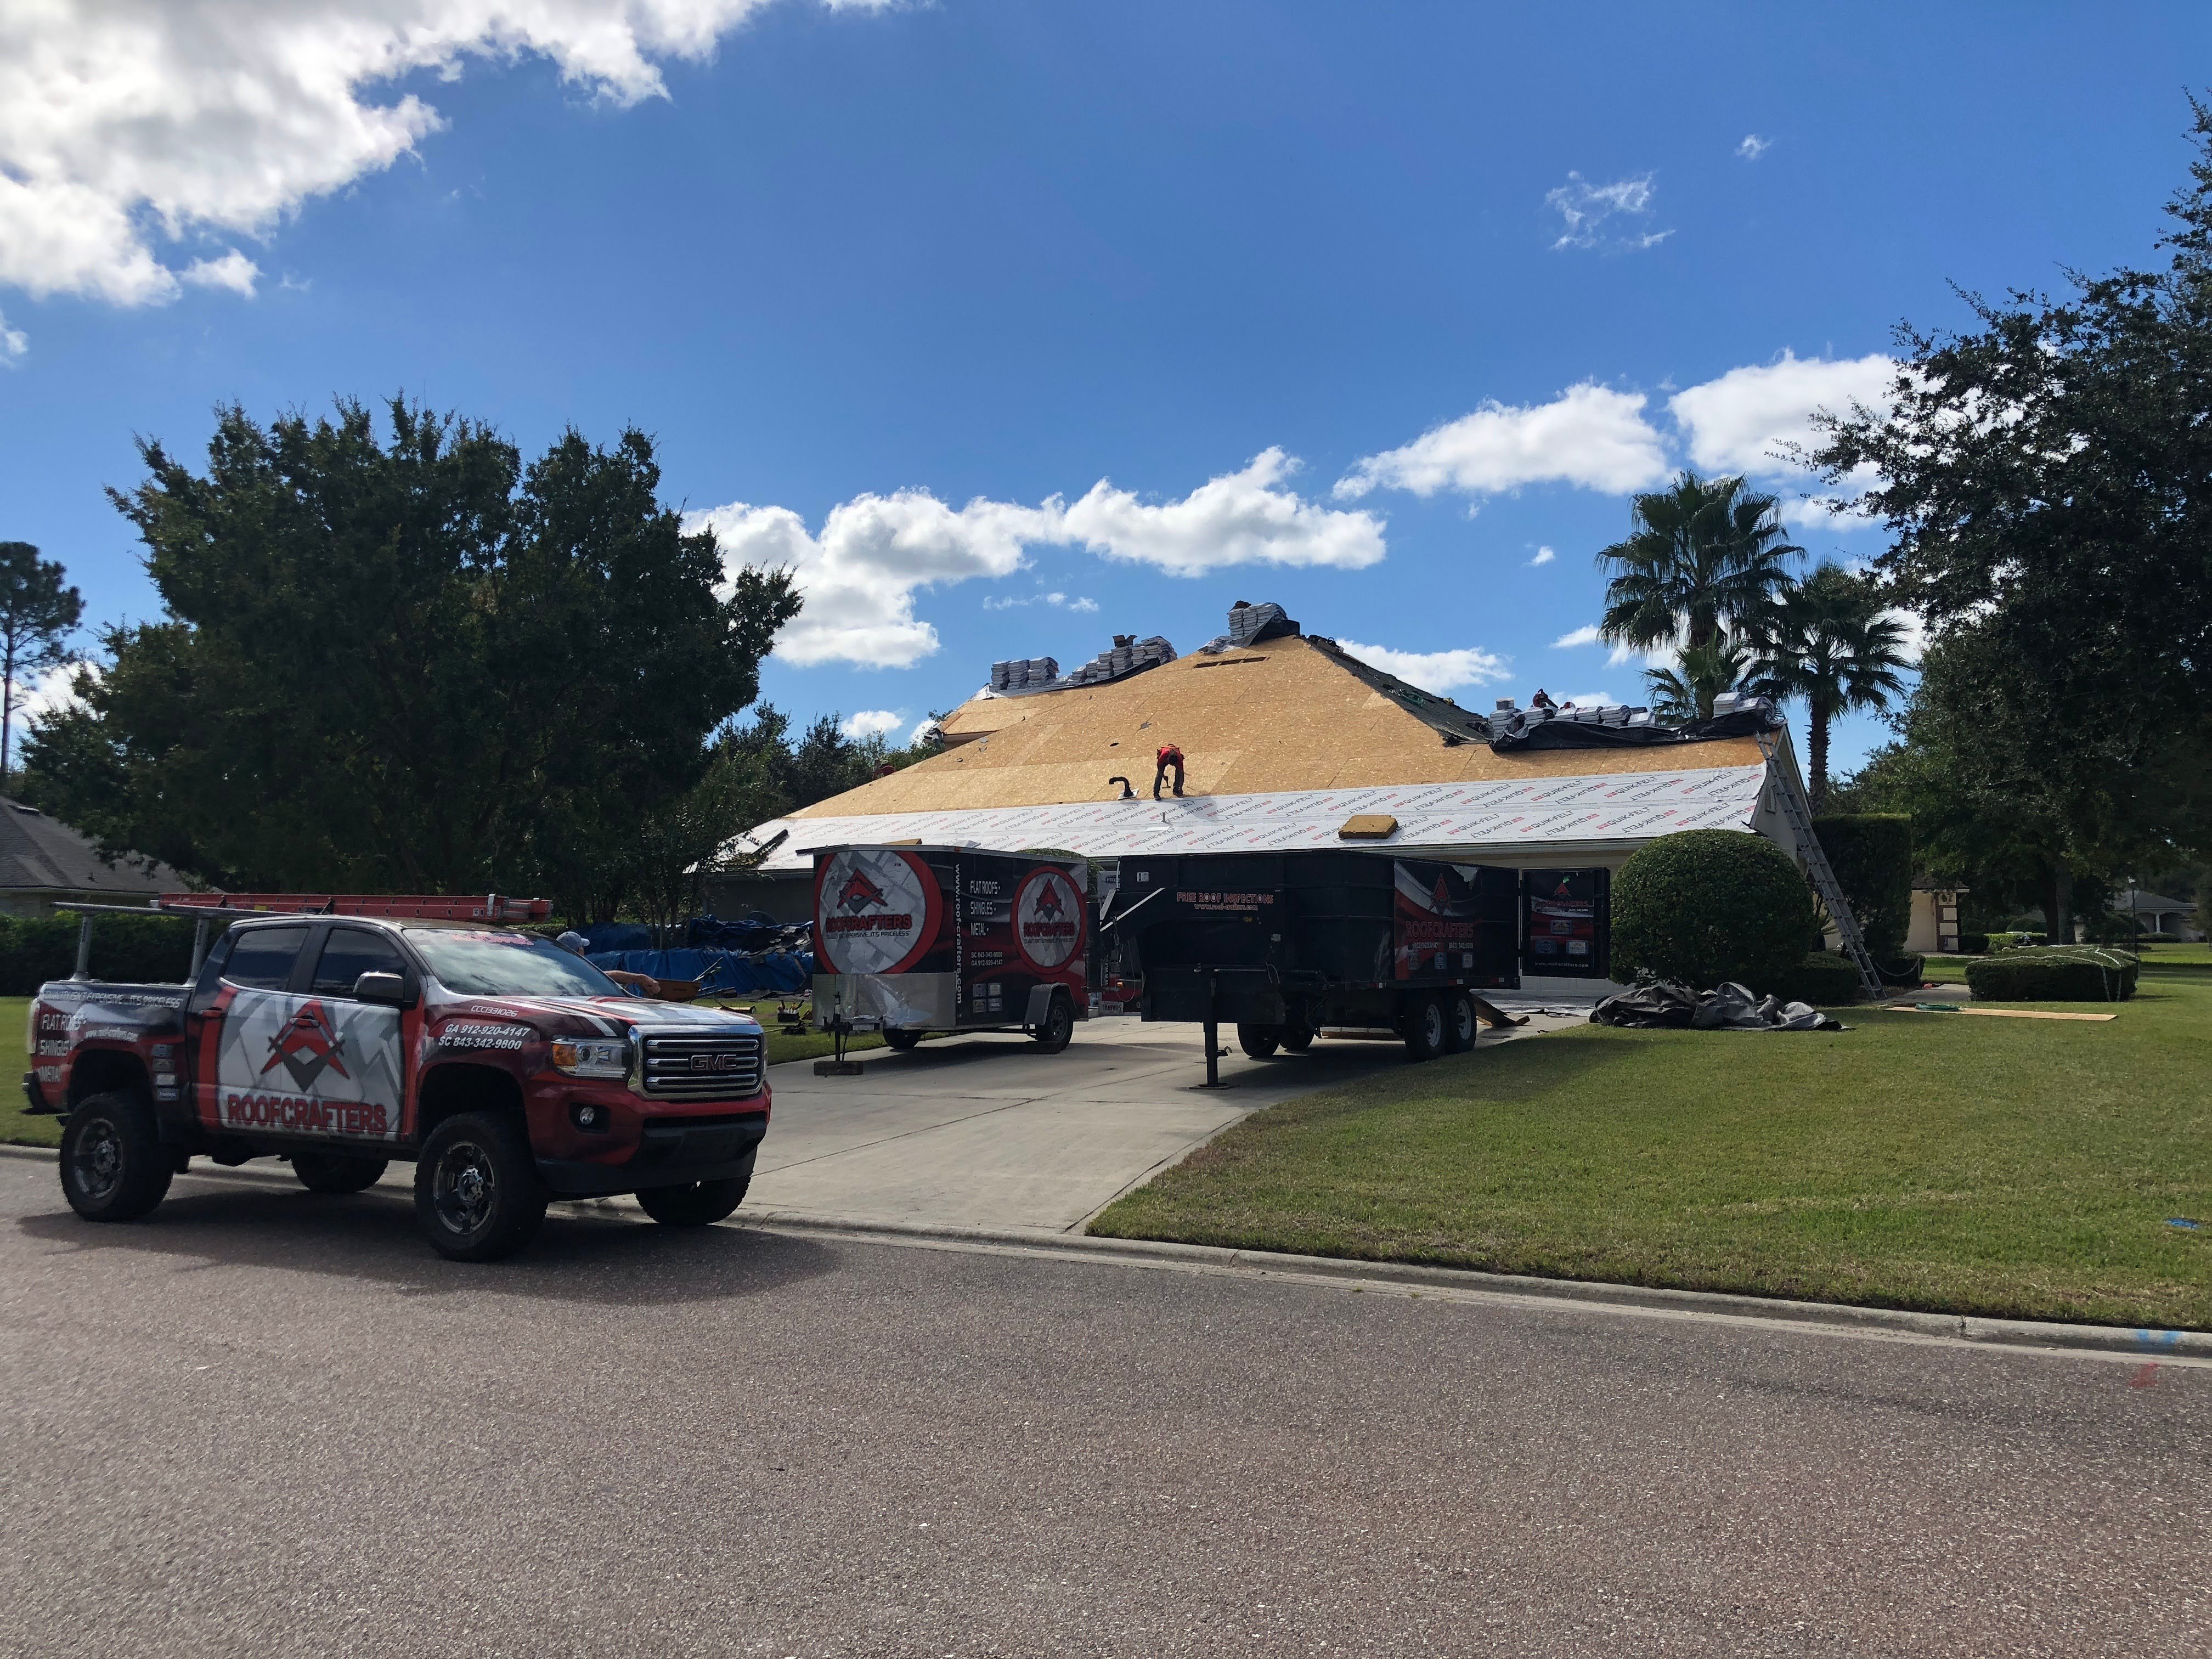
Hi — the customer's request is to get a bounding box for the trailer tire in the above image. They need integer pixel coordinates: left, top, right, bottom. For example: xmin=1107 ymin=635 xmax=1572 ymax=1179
xmin=1279 ymin=1018 xmax=1315 ymax=1054
xmin=292 ymin=1153 xmax=388 ymax=1194
xmin=1402 ymin=994 xmax=1448 ymax=1063
xmin=1032 ymin=991 xmax=1075 ymax=1053
xmin=635 ymin=1176 xmax=751 ymax=1227
xmin=1236 ymin=1023 xmax=1281 ymax=1059
xmin=882 ymin=1029 xmax=923 ymax=1052
xmin=59 ymin=1090 xmax=173 ymax=1223
xmin=1444 ymin=991 xmax=1479 ymax=1054
xmin=414 ymin=1111 xmax=548 ymax=1262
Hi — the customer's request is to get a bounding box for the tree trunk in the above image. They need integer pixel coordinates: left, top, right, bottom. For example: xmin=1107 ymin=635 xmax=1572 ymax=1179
xmin=1807 ymin=708 xmax=1831 ymax=815
xmin=2040 ymin=864 xmax=2074 ymax=945
xmin=1 ymin=635 xmax=16 ymax=793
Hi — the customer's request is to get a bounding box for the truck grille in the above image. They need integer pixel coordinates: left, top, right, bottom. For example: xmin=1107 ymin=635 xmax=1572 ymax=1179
xmin=639 ymin=1031 xmax=764 ymax=1101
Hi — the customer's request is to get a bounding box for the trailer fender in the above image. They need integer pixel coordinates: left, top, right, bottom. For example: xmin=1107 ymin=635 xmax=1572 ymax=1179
xmin=1022 ymin=984 xmax=1059 ymax=1032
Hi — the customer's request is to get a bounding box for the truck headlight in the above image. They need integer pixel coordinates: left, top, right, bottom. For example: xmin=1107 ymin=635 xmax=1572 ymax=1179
xmin=550 ymin=1037 xmax=629 ymax=1079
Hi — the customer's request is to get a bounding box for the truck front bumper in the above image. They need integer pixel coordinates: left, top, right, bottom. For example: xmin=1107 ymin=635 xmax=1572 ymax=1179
xmin=536 ymin=1109 xmax=770 ymax=1198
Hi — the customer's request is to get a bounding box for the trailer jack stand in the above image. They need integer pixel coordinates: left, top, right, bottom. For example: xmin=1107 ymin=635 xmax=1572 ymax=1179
xmin=814 ymin=1012 xmax=867 ymax=1078
xmin=1194 ymin=996 xmax=1232 ymax=1089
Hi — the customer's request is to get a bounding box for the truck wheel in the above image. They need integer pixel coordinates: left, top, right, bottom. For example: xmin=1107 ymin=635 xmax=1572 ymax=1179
xmin=1444 ymin=991 xmax=1479 ymax=1054
xmin=882 ymin=1029 xmax=923 ymax=1052
xmin=1032 ymin=992 xmax=1075 ymax=1053
xmin=1402 ymin=995 xmax=1448 ymax=1063
xmin=635 ymin=1176 xmax=751 ymax=1226
xmin=414 ymin=1112 xmax=548 ymax=1262
xmin=1236 ymin=1023 xmax=1281 ymax=1059
xmin=292 ymin=1152 xmax=389 ymax=1194
xmin=59 ymin=1090 xmax=173 ymax=1223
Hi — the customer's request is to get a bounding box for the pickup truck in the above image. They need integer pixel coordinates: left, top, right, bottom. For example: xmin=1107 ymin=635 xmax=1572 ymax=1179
xmin=25 ymin=900 xmax=772 ymax=1261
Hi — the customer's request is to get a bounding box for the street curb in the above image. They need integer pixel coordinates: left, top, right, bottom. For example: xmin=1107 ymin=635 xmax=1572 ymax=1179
xmin=6 ymin=1142 xmax=2203 ymax=1359
xmin=738 ymin=1206 xmax=2212 ymax=1361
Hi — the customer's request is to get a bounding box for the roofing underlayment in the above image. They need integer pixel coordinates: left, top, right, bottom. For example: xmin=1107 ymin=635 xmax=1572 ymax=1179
xmin=733 ymin=609 xmax=1792 ymax=876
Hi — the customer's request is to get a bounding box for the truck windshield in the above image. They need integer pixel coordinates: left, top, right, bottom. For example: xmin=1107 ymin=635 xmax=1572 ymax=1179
xmin=404 ymin=929 xmax=624 ymax=998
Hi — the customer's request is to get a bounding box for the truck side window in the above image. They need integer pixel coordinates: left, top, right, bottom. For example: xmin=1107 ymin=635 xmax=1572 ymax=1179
xmin=193 ymin=932 xmax=236 ymax=1000
xmin=312 ymin=928 xmax=407 ymax=998
xmin=223 ymin=926 xmax=310 ymax=992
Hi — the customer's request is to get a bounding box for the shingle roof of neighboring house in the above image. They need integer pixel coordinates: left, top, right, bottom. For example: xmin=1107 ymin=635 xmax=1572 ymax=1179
xmin=2108 ymin=890 xmax=2195 ymax=915
xmin=0 ymin=795 xmax=180 ymax=897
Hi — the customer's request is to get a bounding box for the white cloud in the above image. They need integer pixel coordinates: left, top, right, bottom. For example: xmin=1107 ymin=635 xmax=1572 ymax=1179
xmin=0 ymin=1 xmax=890 ymax=307
xmin=1552 ymin=625 xmax=1602 ymax=649
xmin=839 ymin=709 xmax=903 ymax=740
xmin=1336 ymin=384 xmax=1669 ymax=501
xmin=982 ymin=590 xmax=1101 ymax=613
xmin=1885 ymin=607 xmax=1928 ymax=667
xmin=1528 ymin=545 xmax=1556 ymax=567
xmin=1545 ymin=172 xmax=1672 ymax=252
xmin=1667 ymin=350 xmax=1897 ymax=477
xmin=180 ymin=250 xmax=261 ymax=297
xmin=1059 ymin=448 xmax=1384 ymax=577
xmin=1334 ymin=640 xmax=1510 ymax=696
xmin=1561 ymin=692 xmax=1617 ymax=707
xmin=906 ymin=715 xmax=940 ymax=746
xmin=1737 ymin=134 xmax=1771 ymax=161
xmin=699 ymin=449 xmax=1381 ymax=669
xmin=0 ymin=309 xmax=24 ymax=365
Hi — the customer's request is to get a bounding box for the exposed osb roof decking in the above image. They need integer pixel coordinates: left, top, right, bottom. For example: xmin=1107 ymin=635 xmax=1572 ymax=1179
xmin=794 ymin=634 xmax=1766 ymax=820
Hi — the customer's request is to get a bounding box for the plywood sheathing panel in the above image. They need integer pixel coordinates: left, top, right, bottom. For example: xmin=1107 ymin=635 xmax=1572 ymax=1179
xmin=797 ymin=634 xmax=1768 ymax=820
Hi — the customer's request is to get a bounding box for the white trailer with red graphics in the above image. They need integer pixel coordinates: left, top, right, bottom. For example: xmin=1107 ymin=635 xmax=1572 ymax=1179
xmin=810 ymin=845 xmax=1090 ymax=1053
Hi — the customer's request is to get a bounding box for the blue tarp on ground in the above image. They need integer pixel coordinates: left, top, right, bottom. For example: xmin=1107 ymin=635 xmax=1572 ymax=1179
xmin=577 ymin=921 xmax=657 ymax=954
xmin=587 ymin=947 xmax=815 ymax=994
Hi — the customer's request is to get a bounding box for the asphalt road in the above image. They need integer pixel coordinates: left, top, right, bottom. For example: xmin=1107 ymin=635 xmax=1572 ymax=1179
xmin=2 ymin=1153 xmax=2205 ymax=1658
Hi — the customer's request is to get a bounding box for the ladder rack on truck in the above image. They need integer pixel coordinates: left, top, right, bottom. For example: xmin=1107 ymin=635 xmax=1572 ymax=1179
xmin=53 ymin=893 xmax=552 ymax=981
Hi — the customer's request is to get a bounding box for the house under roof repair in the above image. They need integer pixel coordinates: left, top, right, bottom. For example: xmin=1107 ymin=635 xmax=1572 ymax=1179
xmin=721 ymin=602 xmax=1814 ymax=913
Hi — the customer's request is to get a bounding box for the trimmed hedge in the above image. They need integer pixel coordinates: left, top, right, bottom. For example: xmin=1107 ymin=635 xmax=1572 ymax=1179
xmin=0 ymin=912 xmax=208 ymax=997
xmin=1765 ymin=952 xmax=1865 ymax=1006
xmin=1956 ymin=932 xmax=1990 ymax=955
xmin=1965 ymin=946 xmax=2138 ymax=1003
xmin=1612 ymin=830 xmax=1820 ymax=992
xmin=1809 ymin=814 xmax=1914 ymax=958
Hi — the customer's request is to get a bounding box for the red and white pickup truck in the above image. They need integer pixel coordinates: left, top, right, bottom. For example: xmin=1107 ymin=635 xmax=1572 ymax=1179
xmin=24 ymin=894 xmax=771 ymax=1260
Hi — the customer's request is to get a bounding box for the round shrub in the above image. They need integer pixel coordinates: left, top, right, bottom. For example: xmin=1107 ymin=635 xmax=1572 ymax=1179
xmin=1611 ymin=830 xmax=1820 ymax=992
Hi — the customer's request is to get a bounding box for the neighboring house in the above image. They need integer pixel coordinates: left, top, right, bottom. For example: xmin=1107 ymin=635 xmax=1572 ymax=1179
xmin=714 ymin=600 xmax=1834 ymax=986
xmin=2108 ymin=888 xmax=2200 ymax=941
xmin=1904 ymin=883 xmax=1966 ymax=955
xmin=0 ymin=795 xmax=182 ymax=917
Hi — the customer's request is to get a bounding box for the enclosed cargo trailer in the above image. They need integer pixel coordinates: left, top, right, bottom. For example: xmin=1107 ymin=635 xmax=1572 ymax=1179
xmin=1103 ymin=850 xmax=1570 ymax=1066
xmin=810 ymin=844 xmax=1090 ymax=1053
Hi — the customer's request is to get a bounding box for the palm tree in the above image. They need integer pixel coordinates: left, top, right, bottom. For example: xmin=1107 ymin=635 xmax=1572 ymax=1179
xmin=1744 ymin=561 xmax=1912 ymax=811
xmin=1596 ymin=472 xmax=1801 ymax=652
xmin=1643 ymin=639 xmax=1753 ymax=723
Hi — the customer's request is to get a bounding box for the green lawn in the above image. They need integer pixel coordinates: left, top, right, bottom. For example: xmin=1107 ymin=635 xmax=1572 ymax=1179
xmin=1090 ymin=964 xmax=2212 ymax=1330
xmin=0 ymin=995 xmax=874 ymax=1150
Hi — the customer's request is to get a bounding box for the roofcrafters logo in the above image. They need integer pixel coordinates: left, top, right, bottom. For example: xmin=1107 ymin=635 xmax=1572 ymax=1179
xmin=816 ymin=849 xmax=936 ymax=975
xmin=1014 ymin=866 xmax=1084 ymax=970
xmin=262 ymin=1001 xmax=351 ymax=1092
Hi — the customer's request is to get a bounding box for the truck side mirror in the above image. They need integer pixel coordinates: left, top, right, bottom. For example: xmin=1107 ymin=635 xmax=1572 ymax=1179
xmin=354 ymin=970 xmax=413 ymax=1008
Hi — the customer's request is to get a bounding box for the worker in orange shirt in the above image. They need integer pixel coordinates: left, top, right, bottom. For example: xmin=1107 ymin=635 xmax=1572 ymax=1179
xmin=1154 ymin=742 xmax=1185 ymax=799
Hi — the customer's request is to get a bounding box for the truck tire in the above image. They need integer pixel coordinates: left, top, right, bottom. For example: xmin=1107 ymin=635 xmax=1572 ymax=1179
xmin=1032 ymin=991 xmax=1075 ymax=1053
xmin=59 ymin=1090 xmax=173 ymax=1223
xmin=292 ymin=1152 xmax=389 ymax=1194
xmin=1402 ymin=994 xmax=1448 ymax=1063
xmin=414 ymin=1111 xmax=548 ymax=1262
xmin=1236 ymin=1023 xmax=1281 ymax=1059
xmin=882 ymin=1029 xmax=923 ymax=1052
xmin=1444 ymin=991 xmax=1479 ymax=1054
xmin=635 ymin=1176 xmax=751 ymax=1227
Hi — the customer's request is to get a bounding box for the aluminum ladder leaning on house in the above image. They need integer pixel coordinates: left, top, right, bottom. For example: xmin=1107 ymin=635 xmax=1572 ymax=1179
xmin=1751 ymin=727 xmax=1886 ymax=1002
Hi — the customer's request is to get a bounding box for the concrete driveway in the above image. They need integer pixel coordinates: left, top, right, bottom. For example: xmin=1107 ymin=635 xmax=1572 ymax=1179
xmin=747 ymin=1008 xmax=1578 ymax=1234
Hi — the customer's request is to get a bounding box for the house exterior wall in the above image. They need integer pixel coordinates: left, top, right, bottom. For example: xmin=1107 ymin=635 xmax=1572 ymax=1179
xmin=1905 ymin=889 xmax=1964 ymax=955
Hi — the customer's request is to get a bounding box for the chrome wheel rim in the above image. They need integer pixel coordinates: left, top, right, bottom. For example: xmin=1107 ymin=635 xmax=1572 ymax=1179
xmin=1423 ymin=1005 xmax=1445 ymax=1048
xmin=70 ymin=1116 xmax=124 ymax=1201
xmin=433 ymin=1140 xmax=495 ymax=1237
xmin=1454 ymin=1001 xmax=1476 ymax=1045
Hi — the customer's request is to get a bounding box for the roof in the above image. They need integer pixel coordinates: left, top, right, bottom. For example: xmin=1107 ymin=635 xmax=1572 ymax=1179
xmin=2108 ymin=890 xmax=2195 ymax=914
xmin=0 ymin=796 xmax=180 ymax=896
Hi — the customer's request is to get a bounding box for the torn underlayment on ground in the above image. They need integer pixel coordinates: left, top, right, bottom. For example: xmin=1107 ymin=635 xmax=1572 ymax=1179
xmin=1590 ymin=981 xmax=1847 ymax=1031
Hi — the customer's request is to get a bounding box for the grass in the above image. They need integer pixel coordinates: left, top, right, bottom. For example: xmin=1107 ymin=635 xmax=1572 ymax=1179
xmin=1090 ymin=963 xmax=2212 ymax=1330
xmin=0 ymin=995 xmax=876 ymax=1150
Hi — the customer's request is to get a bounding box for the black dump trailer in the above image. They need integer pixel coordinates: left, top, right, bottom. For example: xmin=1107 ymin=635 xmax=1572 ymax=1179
xmin=1101 ymin=850 xmax=1526 ymax=1066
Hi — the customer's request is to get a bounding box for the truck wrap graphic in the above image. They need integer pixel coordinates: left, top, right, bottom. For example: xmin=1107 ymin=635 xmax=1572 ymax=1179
xmin=216 ymin=992 xmax=405 ymax=1142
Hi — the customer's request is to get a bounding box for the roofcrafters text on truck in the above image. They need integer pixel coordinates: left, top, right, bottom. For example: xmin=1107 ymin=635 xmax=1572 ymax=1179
xmin=24 ymin=894 xmax=772 ymax=1261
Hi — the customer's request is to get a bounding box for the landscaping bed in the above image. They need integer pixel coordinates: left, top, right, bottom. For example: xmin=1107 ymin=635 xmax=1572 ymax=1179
xmin=1089 ymin=966 xmax=2212 ymax=1330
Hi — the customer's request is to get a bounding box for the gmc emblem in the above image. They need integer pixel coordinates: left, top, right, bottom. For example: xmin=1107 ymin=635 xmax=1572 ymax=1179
xmin=690 ymin=1054 xmax=741 ymax=1073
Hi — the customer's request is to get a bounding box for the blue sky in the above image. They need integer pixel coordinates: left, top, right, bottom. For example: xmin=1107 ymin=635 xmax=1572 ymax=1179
xmin=4 ymin=1 xmax=2209 ymax=772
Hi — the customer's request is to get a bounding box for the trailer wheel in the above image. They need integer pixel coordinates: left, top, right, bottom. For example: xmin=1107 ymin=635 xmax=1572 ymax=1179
xmin=414 ymin=1111 xmax=548 ymax=1262
xmin=59 ymin=1090 xmax=173 ymax=1223
xmin=1236 ymin=1023 xmax=1281 ymax=1059
xmin=1402 ymin=995 xmax=1448 ymax=1063
xmin=1279 ymin=1018 xmax=1315 ymax=1054
xmin=1032 ymin=991 xmax=1075 ymax=1053
xmin=1444 ymin=991 xmax=1479 ymax=1054
xmin=292 ymin=1152 xmax=388 ymax=1194
xmin=882 ymin=1029 xmax=923 ymax=1052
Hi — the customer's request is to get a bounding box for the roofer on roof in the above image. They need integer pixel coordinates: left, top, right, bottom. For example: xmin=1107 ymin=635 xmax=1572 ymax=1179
xmin=1154 ymin=743 xmax=1185 ymax=800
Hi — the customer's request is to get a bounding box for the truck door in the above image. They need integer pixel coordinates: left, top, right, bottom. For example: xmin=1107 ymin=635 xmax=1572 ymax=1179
xmin=207 ymin=923 xmax=405 ymax=1144
xmin=1520 ymin=869 xmax=1610 ymax=979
